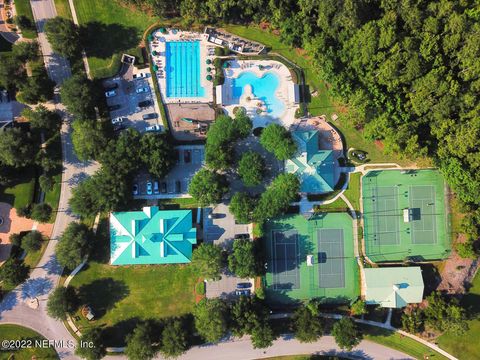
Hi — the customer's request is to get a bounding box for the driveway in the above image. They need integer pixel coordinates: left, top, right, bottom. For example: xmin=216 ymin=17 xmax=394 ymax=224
xmin=205 ymin=271 xmax=253 ymax=300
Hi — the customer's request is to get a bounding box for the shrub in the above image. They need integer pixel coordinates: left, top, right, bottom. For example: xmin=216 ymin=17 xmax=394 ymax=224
xmin=9 ymin=233 xmax=23 ymax=247
xmin=0 ymin=258 xmax=29 ymax=287
xmin=22 ymin=230 xmax=43 ymax=252
xmin=47 ymin=286 xmax=78 ymax=321
xmin=30 ymin=203 xmax=53 ymax=223
xmin=195 ymin=281 xmax=205 ymax=295
xmin=16 ymin=204 xmax=32 ymax=218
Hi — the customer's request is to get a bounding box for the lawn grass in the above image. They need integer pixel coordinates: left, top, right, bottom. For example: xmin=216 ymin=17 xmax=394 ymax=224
xmin=360 ymin=324 xmax=449 ymax=360
xmin=437 ymin=272 xmax=480 ymax=360
xmin=52 ymin=0 xmax=73 ymax=20
xmin=223 ymin=24 xmax=415 ymax=166
xmin=0 ymin=324 xmax=58 ymax=359
xmin=69 ymin=220 xmax=198 ymax=346
xmin=158 ymin=197 xmax=199 ymax=209
xmin=343 ymin=172 xmax=361 ymax=212
xmin=72 ymin=0 xmax=156 ymax=78
xmin=0 ymin=168 xmax=36 ymax=209
xmin=14 ymin=0 xmax=37 ymax=39
xmin=0 ymin=35 xmax=13 ymax=52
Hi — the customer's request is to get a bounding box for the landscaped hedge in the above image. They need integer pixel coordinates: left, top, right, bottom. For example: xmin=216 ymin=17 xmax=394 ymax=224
xmin=195 ymin=281 xmax=205 ymax=295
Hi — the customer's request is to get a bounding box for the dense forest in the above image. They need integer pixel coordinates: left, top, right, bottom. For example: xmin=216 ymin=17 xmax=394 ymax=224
xmin=123 ymin=1 xmax=480 ymax=208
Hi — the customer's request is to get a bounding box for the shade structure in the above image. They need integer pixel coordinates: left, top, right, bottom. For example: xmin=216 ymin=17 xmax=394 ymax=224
xmin=206 ymin=75 xmax=213 ymax=81
xmin=206 ymin=59 xmax=212 ymax=64
xmin=159 ymin=27 xmax=167 ymax=34
xmin=222 ymin=61 xmax=230 ymax=68
xmin=207 ymin=67 xmax=212 ymax=72
xmin=152 ymin=50 xmax=158 ymax=56
xmin=153 ymin=64 xmax=159 ymax=71
xmin=147 ymin=34 xmax=154 ymax=41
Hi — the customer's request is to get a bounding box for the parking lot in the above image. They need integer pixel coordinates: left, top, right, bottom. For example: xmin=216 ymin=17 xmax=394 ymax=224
xmin=133 ymin=145 xmax=205 ymax=199
xmin=104 ymin=64 xmax=163 ymax=133
xmin=206 ymin=272 xmax=254 ymax=300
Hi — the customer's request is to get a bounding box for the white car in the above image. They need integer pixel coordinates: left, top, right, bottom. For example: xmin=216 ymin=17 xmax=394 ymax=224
xmin=145 ymin=124 xmax=161 ymax=132
xmin=111 ymin=117 xmax=125 ymax=125
xmin=136 ymin=87 xmax=150 ymax=94
xmin=133 ymin=72 xmax=149 ymax=79
xmin=105 ymin=90 xmax=117 ymax=98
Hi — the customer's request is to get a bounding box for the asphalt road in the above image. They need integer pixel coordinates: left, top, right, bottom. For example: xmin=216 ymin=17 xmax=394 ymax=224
xmin=0 ymin=1 xmax=97 ymax=359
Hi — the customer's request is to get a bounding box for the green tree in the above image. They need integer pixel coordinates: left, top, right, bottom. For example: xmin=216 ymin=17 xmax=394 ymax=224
xmin=350 ymin=300 xmax=367 ymax=316
xmin=238 ymin=151 xmax=265 ymax=186
xmin=39 ymin=174 xmax=55 ymax=192
xmin=14 ymin=15 xmax=35 ymax=34
xmin=188 ymin=169 xmax=228 ymax=207
xmin=125 ymin=323 xmax=157 ymax=360
xmin=228 ymin=238 xmax=259 ymax=278
xmin=191 ymin=243 xmax=223 ymax=280
xmin=12 ymin=41 xmax=39 ymax=63
xmin=194 ymin=298 xmax=228 ymax=343
xmin=260 ymin=124 xmax=297 ymax=160
xmin=293 ymin=304 xmax=324 ymax=343
xmin=47 ymin=286 xmax=78 ymax=321
xmin=22 ymin=105 xmax=61 ymax=133
xmin=0 ymin=53 xmax=25 ymax=90
xmin=75 ymin=328 xmax=106 ymax=360
xmin=69 ymin=176 xmax=100 ymax=218
xmin=71 ymin=120 xmax=107 ymax=161
xmin=44 ymin=17 xmax=81 ymax=59
xmin=30 ymin=203 xmax=52 ymax=223
xmin=17 ymin=65 xmax=55 ymax=104
xmin=140 ymin=133 xmax=175 ymax=178
xmin=229 ymin=192 xmax=256 ymax=224
xmin=160 ymin=318 xmax=189 ymax=358
xmin=251 ymin=322 xmax=275 ymax=349
xmin=0 ymin=258 xmax=29 ymax=287
xmin=331 ymin=317 xmax=362 ymax=351
xmin=0 ymin=128 xmax=34 ymax=168
xmin=424 ymin=292 xmax=468 ymax=335
xmin=401 ymin=308 xmax=424 ymax=334
xmin=233 ymin=110 xmax=253 ymax=138
xmin=22 ymin=230 xmax=43 ymax=252
xmin=9 ymin=232 xmax=23 ymax=247
xmin=455 ymin=239 xmax=477 ymax=259
xmin=60 ymin=74 xmax=97 ymax=119
xmin=56 ymin=222 xmax=92 ymax=270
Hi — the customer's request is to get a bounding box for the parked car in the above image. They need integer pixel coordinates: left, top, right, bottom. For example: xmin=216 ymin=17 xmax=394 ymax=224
xmin=136 ymin=86 xmax=150 ymax=94
xmin=132 ymin=184 xmax=139 ymax=195
xmin=153 ymin=181 xmax=159 ymax=194
xmin=104 ymin=83 xmax=118 ymax=92
xmin=145 ymin=124 xmax=161 ymax=132
xmin=133 ymin=72 xmax=149 ymax=79
xmin=142 ymin=113 xmax=158 ymax=120
xmin=146 ymin=181 xmax=153 ymax=195
xmin=105 ymin=90 xmax=117 ymax=98
xmin=184 ymin=150 xmax=191 ymax=163
xmin=235 ymin=289 xmax=251 ymax=296
xmin=108 ymin=104 xmax=121 ymax=111
xmin=111 ymin=117 xmax=125 ymax=125
xmin=235 ymin=234 xmax=250 ymax=240
xmin=237 ymin=282 xmax=252 ymax=289
xmin=161 ymin=182 xmax=167 ymax=193
xmin=208 ymin=213 xmax=222 ymax=219
xmin=138 ymin=100 xmax=152 ymax=108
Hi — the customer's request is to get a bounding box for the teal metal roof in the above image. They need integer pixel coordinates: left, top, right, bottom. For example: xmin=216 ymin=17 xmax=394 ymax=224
xmin=110 ymin=207 xmax=197 ymax=265
xmin=285 ymin=130 xmax=336 ymax=194
xmin=364 ymin=267 xmax=424 ymax=308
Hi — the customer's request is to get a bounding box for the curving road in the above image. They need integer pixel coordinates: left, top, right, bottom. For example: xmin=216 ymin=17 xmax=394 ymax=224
xmin=0 ymin=1 xmax=97 ymax=359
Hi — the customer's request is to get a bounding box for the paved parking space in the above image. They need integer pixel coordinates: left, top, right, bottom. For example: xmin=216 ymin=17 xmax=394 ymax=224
xmin=206 ymin=272 xmax=254 ymax=300
xmin=104 ymin=65 xmax=163 ymax=133
xmin=133 ymin=145 xmax=205 ymax=199
xmin=203 ymin=203 xmax=251 ymax=249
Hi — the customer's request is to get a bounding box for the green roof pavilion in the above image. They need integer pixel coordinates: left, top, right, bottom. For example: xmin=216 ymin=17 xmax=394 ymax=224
xmin=364 ymin=267 xmax=424 ymax=308
xmin=110 ymin=207 xmax=197 ymax=265
xmin=285 ymin=130 xmax=336 ymax=194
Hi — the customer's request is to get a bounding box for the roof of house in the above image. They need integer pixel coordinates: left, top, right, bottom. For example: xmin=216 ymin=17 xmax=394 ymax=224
xmin=285 ymin=130 xmax=336 ymax=193
xmin=110 ymin=207 xmax=197 ymax=265
xmin=364 ymin=267 xmax=424 ymax=308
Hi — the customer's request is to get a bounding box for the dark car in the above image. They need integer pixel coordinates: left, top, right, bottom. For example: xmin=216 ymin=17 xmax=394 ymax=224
xmin=142 ymin=113 xmax=158 ymax=120
xmin=104 ymin=83 xmax=118 ymax=92
xmin=138 ymin=100 xmax=152 ymax=108
xmin=235 ymin=234 xmax=250 ymax=240
xmin=237 ymin=282 xmax=252 ymax=289
xmin=235 ymin=289 xmax=251 ymax=297
xmin=108 ymin=104 xmax=121 ymax=111
xmin=184 ymin=150 xmax=191 ymax=163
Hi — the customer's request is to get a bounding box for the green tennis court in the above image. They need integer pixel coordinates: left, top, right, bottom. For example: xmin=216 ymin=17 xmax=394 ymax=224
xmin=362 ymin=170 xmax=451 ymax=262
xmin=264 ymin=213 xmax=359 ymax=304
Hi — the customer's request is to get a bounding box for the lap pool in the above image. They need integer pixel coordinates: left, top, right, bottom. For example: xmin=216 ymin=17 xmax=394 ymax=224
xmin=165 ymin=41 xmax=205 ymax=98
xmin=232 ymin=71 xmax=285 ymax=118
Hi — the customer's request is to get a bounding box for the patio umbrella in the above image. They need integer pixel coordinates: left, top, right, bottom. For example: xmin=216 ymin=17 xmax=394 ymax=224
xmin=206 ymin=59 xmax=212 ymax=64
xmin=152 ymin=50 xmax=158 ymax=56
xmin=207 ymin=67 xmax=212 ymax=72
xmin=159 ymin=27 xmax=167 ymax=34
xmin=147 ymin=34 xmax=154 ymax=41
xmin=222 ymin=62 xmax=229 ymax=68
xmin=206 ymin=75 xmax=213 ymax=81
xmin=153 ymin=64 xmax=159 ymax=71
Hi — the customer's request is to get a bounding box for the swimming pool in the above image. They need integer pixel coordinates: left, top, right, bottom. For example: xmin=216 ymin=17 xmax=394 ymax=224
xmin=232 ymin=71 xmax=285 ymax=118
xmin=165 ymin=41 xmax=205 ymax=98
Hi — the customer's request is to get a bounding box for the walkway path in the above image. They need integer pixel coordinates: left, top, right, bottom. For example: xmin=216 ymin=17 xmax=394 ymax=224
xmin=0 ymin=1 xmax=98 ymax=358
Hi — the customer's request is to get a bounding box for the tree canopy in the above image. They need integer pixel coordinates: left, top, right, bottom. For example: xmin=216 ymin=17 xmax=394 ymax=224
xmin=188 ymin=169 xmax=228 ymax=207
xmin=293 ymin=304 xmax=324 ymax=343
xmin=191 ymin=243 xmax=223 ymax=280
xmin=125 ymin=323 xmax=157 ymax=360
xmin=0 ymin=258 xmax=29 ymax=287
xmin=75 ymin=328 xmax=106 ymax=360
xmin=194 ymin=298 xmax=228 ymax=343
xmin=228 ymin=238 xmax=259 ymax=278
xmin=140 ymin=133 xmax=175 ymax=179
xmin=22 ymin=105 xmax=62 ymax=133
xmin=229 ymin=192 xmax=256 ymax=224
xmin=260 ymin=124 xmax=297 ymax=160
xmin=0 ymin=128 xmax=34 ymax=168
xmin=160 ymin=318 xmax=189 ymax=358
xmin=331 ymin=317 xmax=362 ymax=351
xmin=71 ymin=120 xmax=107 ymax=161
xmin=60 ymin=74 xmax=97 ymax=119
xmin=47 ymin=286 xmax=78 ymax=321
xmin=238 ymin=151 xmax=265 ymax=187
xmin=44 ymin=17 xmax=81 ymax=59
xmin=56 ymin=222 xmax=93 ymax=270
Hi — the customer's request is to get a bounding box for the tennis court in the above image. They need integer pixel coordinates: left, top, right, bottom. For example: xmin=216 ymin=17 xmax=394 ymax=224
xmin=264 ymin=213 xmax=359 ymax=304
xmin=271 ymin=229 xmax=300 ymax=290
xmin=317 ymin=229 xmax=345 ymax=288
xmin=362 ymin=170 xmax=450 ymax=262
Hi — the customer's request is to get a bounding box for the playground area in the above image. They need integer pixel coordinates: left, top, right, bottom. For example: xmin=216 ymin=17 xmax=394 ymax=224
xmin=264 ymin=213 xmax=359 ymax=304
xmin=362 ymin=169 xmax=451 ymax=262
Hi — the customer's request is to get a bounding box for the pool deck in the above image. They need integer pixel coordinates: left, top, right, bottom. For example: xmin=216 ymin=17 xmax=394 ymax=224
xmin=149 ymin=30 xmax=214 ymax=104
xmin=221 ymin=59 xmax=299 ymax=129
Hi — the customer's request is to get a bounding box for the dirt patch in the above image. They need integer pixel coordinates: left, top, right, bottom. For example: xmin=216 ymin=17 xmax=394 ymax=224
xmin=374 ymin=140 xmax=384 ymax=150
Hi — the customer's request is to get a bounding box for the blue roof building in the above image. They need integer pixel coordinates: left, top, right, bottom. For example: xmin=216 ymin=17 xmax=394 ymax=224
xmin=110 ymin=207 xmax=197 ymax=265
xmin=285 ymin=130 xmax=336 ymax=194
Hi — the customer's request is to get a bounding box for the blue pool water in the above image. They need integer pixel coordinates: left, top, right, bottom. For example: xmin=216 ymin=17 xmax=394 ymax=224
xmin=232 ymin=71 xmax=285 ymax=118
xmin=165 ymin=41 xmax=205 ymax=98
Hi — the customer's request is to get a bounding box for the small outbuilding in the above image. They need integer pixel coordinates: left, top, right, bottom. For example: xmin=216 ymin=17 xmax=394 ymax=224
xmin=364 ymin=267 xmax=424 ymax=308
